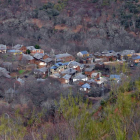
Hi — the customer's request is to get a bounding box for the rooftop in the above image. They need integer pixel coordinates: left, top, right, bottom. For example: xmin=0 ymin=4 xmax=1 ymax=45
xmin=80 ymin=51 xmax=88 ymax=55
xmin=26 ymin=46 xmax=35 ymax=51
xmin=55 ymin=53 xmax=72 ymax=59
xmin=94 ymin=52 xmax=101 ymax=56
xmin=61 ymin=68 xmax=76 ymax=74
xmin=81 ymin=83 xmax=91 ymax=89
xmin=132 ymin=55 xmax=140 ymax=60
xmin=42 ymin=58 xmax=53 ymax=63
xmin=63 ymin=74 xmax=71 ymax=80
xmin=120 ymin=50 xmax=135 ymax=55
xmin=34 ymin=67 xmax=48 ymax=73
xmin=68 ymin=61 xmax=81 ymax=68
xmin=54 ymin=62 xmax=69 ymax=67
xmin=13 ymin=44 xmax=23 ymax=50
xmin=87 ymin=79 xmax=96 ymax=83
xmin=110 ymin=74 xmax=121 ymax=80
xmin=34 ymin=53 xmax=44 ymax=59
xmin=85 ymin=65 xmax=95 ymax=72
xmin=22 ymin=54 xmax=34 ymax=60
xmin=74 ymin=73 xmax=87 ymax=80
xmin=7 ymin=50 xmax=22 ymax=53
xmin=50 ymin=66 xmax=57 ymax=70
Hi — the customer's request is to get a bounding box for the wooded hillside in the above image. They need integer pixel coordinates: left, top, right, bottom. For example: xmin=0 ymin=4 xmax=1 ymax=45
xmin=0 ymin=0 xmax=140 ymax=53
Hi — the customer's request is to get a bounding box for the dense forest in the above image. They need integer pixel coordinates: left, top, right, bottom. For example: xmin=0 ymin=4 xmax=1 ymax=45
xmin=1 ymin=0 xmax=140 ymax=53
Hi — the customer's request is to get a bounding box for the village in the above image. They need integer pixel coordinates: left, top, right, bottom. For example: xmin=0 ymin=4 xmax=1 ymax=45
xmin=0 ymin=44 xmax=139 ymax=98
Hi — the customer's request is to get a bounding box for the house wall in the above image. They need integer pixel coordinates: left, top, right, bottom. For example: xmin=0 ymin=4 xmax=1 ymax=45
xmin=127 ymin=54 xmax=133 ymax=58
xmin=14 ymin=52 xmax=22 ymax=55
xmin=9 ymin=52 xmax=23 ymax=55
xmin=59 ymin=56 xmax=75 ymax=62
xmin=31 ymin=49 xmax=44 ymax=55
xmin=80 ymin=58 xmax=93 ymax=64
xmin=134 ymin=59 xmax=140 ymax=63
xmin=43 ymin=55 xmax=49 ymax=59
xmin=96 ymin=56 xmax=116 ymax=61
xmin=77 ymin=52 xmax=89 ymax=58
xmin=87 ymin=58 xmax=93 ymax=64
xmin=50 ymin=66 xmax=64 ymax=74
xmin=91 ymin=73 xmax=100 ymax=79
xmin=73 ymin=77 xmax=88 ymax=82
xmin=59 ymin=78 xmax=69 ymax=84
xmin=75 ymin=66 xmax=81 ymax=72
xmin=77 ymin=52 xmax=83 ymax=57
xmin=50 ymin=69 xmax=55 ymax=74
xmin=46 ymin=62 xmax=53 ymax=68
xmin=20 ymin=46 xmax=27 ymax=53
xmin=0 ymin=50 xmax=6 ymax=53
xmin=29 ymin=59 xmax=35 ymax=64
xmin=83 ymin=54 xmax=89 ymax=57
xmin=33 ymin=60 xmax=46 ymax=67
xmin=34 ymin=72 xmax=47 ymax=78
xmin=85 ymin=71 xmax=94 ymax=78
xmin=56 ymin=66 xmax=64 ymax=72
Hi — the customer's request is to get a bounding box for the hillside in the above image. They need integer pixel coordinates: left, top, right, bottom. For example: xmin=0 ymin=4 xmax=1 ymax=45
xmin=0 ymin=0 xmax=140 ymax=54
xmin=0 ymin=70 xmax=140 ymax=139
xmin=1 ymin=1 xmax=140 ymax=139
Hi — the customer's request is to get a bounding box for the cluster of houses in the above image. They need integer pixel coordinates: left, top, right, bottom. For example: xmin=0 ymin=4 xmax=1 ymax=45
xmin=0 ymin=43 xmax=139 ymax=93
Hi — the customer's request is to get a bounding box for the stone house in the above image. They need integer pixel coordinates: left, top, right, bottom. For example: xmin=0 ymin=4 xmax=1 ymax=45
xmin=34 ymin=67 xmax=48 ymax=78
xmin=7 ymin=50 xmax=22 ymax=55
xmin=59 ymin=74 xmax=71 ymax=84
xmin=132 ymin=55 xmax=140 ymax=64
xmin=55 ymin=53 xmax=75 ymax=62
xmin=50 ymin=62 xmax=68 ymax=74
xmin=73 ymin=73 xmax=88 ymax=82
xmin=80 ymin=83 xmax=91 ymax=92
xmin=31 ymin=49 xmax=44 ymax=55
xmin=20 ymin=46 xmax=27 ymax=53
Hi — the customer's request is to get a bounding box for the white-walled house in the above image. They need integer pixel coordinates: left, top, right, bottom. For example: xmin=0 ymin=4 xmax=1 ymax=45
xmin=77 ymin=51 xmax=89 ymax=58
xmin=73 ymin=73 xmax=88 ymax=82
xmin=80 ymin=83 xmax=91 ymax=92
xmin=0 ymin=44 xmax=7 ymax=53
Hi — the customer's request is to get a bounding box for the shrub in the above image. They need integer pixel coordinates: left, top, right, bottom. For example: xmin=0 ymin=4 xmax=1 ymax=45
xmin=100 ymin=99 xmax=106 ymax=106
xmin=26 ymin=49 xmax=31 ymax=54
xmin=47 ymin=9 xmax=59 ymax=17
xmin=35 ymin=44 xmax=40 ymax=49
xmin=43 ymin=2 xmax=54 ymax=9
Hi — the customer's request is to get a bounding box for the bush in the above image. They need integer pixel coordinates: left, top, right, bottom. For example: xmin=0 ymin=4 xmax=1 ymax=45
xmin=100 ymin=99 xmax=106 ymax=106
xmin=43 ymin=2 xmax=54 ymax=9
xmin=47 ymin=9 xmax=59 ymax=17
xmin=26 ymin=49 xmax=31 ymax=54
xmin=35 ymin=44 xmax=40 ymax=49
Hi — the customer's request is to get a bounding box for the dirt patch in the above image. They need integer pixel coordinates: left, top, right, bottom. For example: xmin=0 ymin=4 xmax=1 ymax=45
xmin=73 ymin=25 xmax=83 ymax=33
xmin=55 ymin=24 xmax=68 ymax=30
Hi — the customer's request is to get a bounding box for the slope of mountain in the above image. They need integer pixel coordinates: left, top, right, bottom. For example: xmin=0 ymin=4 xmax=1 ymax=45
xmin=0 ymin=0 xmax=140 ymax=53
